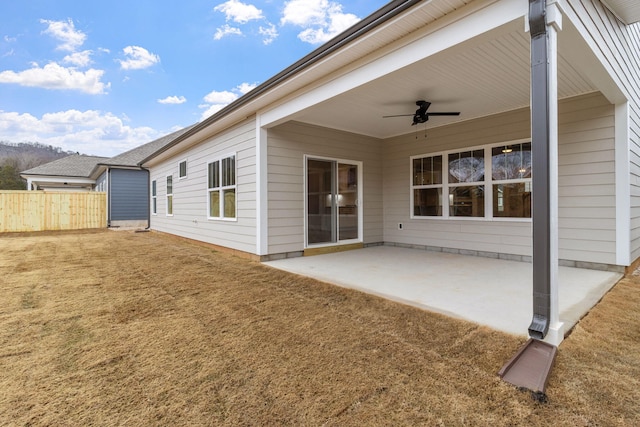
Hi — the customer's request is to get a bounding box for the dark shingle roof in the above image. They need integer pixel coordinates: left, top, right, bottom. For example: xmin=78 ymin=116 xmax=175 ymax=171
xmin=21 ymin=155 xmax=109 ymax=177
xmin=99 ymin=125 xmax=197 ymax=167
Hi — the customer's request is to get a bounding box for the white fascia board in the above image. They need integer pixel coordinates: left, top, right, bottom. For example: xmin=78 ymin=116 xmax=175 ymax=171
xmin=260 ymin=0 xmax=528 ymax=128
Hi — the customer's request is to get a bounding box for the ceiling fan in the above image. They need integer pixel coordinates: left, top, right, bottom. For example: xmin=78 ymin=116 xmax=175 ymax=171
xmin=383 ymin=100 xmax=460 ymax=125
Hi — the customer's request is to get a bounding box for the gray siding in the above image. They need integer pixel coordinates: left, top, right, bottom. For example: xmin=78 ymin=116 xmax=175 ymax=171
xmin=382 ymin=92 xmax=616 ymax=264
xmin=109 ymin=168 xmax=149 ymax=221
xmin=267 ymin=122 xmax=383 ymax=254
xmin=568 ymin=0 xmax=640 ymax=262
xmin=149 ymin=119 xmax=258 ymax=254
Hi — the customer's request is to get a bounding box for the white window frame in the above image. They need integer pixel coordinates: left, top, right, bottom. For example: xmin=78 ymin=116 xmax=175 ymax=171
xmin=410 ymin=138 xmax=531 ymax=221
xmin=166 ymin=175 xmax=173 ymax=217
xmin=179 ymin=159 xmax=188 ymax=179
xmin=207 ymin=153 xmax=237 ymax=221
xmin=151 ymin=179 xmax=157 ymax=215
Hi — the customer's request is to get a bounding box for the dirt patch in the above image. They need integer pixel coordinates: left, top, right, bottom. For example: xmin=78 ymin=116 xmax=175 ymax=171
xmin=0 ymin=230 xmax=639 ymax=425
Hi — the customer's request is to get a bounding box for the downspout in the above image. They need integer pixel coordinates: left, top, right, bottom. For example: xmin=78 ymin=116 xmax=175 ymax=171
xmin=107 ymin=167 xmax=112 ymax=228
xmin=528 ymin=0 xmax=551 ymax=339
xmin=144 ymin=167 xmax=151 ymax=230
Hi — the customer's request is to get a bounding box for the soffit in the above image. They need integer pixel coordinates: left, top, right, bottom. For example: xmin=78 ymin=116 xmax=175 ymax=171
xmin=287 ymin=18 xmax=597 ymax=139
xmin=600 ymin=0 xmax=640 ymax=24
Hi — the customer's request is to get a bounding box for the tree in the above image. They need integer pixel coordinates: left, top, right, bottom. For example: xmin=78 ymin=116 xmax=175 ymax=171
xmin=0 ymin=159 xmax=26 ymax=190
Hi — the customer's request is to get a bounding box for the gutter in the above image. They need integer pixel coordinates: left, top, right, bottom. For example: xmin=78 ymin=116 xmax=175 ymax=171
xmin=138 ymin=0 xmax=422 ymax=166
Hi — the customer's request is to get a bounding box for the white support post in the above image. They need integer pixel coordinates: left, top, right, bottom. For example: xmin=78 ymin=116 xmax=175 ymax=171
xmin=528 ymin=0 xmax=564 ymax=346
xmin=256 ymin=118 xmax=269 ymax=256
xmin=546 ymin=3 xmax=564 ymax=345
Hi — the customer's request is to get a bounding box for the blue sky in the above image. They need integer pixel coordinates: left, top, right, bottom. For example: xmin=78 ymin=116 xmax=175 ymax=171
xmin=0 ymin=0 xmax=388 ymax=156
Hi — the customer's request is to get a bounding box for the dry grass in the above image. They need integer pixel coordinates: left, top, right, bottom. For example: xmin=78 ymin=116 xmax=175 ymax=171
xmin=0 ymin=229 xmax=639 ymax=426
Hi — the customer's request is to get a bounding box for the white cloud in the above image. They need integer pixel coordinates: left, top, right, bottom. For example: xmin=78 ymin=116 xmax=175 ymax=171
xmin=203 ymin=90 xmax=238 ymax=105
xmin=214 ymin=24 xmax=243 ymax=40
xmin=158 ymin=95 xmax=187 ymax=105
xmin=236 ymin=82 xmax=257 ymax=95
xmin=259 ymin=23 xmax=278 ymax=45
xmin=40 ymin=18 xmax=86 ymax=52
xmin=0 ymin=62 xmax=109 ymax=94
xmin=199 ymin=82 xmax=257 ymax=121
xmin=0 ymin=109 xmax=159 ymax=156
xmin=280 ymin=0 xmax=360 ymax=44
xmin=214 ymin=0 xmax=264 ymax=24
xmin=118 ymin=46 xmax=160 ymax=70
xmin=63 ymin=50 xmax=93 ymax=67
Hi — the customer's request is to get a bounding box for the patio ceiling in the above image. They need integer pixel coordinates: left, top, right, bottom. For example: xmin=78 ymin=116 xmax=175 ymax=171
xmin=284 ymin=17 xmax=598 ymax=140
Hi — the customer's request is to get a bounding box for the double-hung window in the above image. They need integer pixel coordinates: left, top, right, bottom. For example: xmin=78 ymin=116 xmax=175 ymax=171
xmin=151 ymin=180 xmax=157 ymax=215
xmin=208 ymin=154 xmax=236 ymax=219
xmin=411 ymin=141 xmax=531 ymax=219
xmin=166 ymin=175 xmax=173 ymax=216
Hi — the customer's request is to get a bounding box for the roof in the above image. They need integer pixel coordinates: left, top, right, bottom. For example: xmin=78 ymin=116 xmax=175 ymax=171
xmin=139 ymin=0 xmax=421 ymax=165
xmin=21 ymin=154 xmax=109 ymax=178
xmin=98 ymin=124 xmax=196 ymax=167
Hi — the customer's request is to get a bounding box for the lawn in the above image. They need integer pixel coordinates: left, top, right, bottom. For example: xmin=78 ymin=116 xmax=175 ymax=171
xmin=1 ymin=230 xmax=639 ymax=425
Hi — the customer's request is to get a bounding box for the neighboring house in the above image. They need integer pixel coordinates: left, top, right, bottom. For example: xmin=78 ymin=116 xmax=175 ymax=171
xmin=89 ymin=125 xmax=196 ymax=228
xmin=140 ymin=0 xmax=640 ymax=345
xmin=21 ymin=155 xmax=108 ymax=192
xmin=20 ymin=125 xmax=195 ymax=228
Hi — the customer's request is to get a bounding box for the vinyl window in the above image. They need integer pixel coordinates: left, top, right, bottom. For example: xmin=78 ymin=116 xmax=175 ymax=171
xmin=179 ymin=160 xmax=187 ymax=179
xmin=166 ymin=175 xmax=173 ymax=216
xmin=411 ymin=141 xmax=531 ymax=219
xmin=207 ymin=154 xmax=236 ymax=220
xmin=151 ymin=180 xmax=157 ymax=215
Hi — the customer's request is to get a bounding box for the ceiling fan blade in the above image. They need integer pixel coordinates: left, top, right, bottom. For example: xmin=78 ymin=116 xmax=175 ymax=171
xmin=382 ymin=114 xmax=414 ymax=118
xmin=426 ymin=112 xmax=460 ymax=116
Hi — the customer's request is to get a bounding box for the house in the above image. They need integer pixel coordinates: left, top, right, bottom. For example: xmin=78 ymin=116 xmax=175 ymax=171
xmin=140 ymin=0 xmax=639 ymax=345
xmin=21 ymin=125 xmax=195 ymax=228
xmin=21 ymin=154 xmax=109 ymax=191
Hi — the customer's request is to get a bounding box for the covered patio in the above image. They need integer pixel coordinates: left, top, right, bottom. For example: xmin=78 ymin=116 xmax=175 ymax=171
xmin=265 ymin=246 xmax=622 ymax=338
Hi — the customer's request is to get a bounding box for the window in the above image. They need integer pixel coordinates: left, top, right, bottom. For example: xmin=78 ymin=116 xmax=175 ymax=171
xmin=492 ymin=143 xmax=531 ymax=218
xmin=151 ymin=180 xmax=157 ymax=215
xmin=207 ymin=155 xmax=236 ymax=219
xmin=179 ymin=160 xmax=187 ymax=179
xmin=411 ymin=141 xmax=531 ymax=219
xmin=448 ymin=149 xmax=485 ymax=217
xmin=412 ymin=155 xmax=443 ymax=216
xmin=166 ymin=175 xmax=173 ymax=216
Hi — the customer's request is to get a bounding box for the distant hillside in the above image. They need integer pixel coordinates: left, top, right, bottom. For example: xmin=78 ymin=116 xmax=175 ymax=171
xmin=0 ymin=141 xmax=77 ymax=190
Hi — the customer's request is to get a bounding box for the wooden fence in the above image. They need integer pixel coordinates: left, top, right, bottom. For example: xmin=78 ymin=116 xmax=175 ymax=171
xmin=0 ymin=191 xmax=107 ymax=232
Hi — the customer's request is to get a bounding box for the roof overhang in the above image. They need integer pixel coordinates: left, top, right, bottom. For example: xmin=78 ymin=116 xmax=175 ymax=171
xmin=600 ymin=0 xmax=640 ymax=24
xmin=142 ymin=0 xmax=629 ymax=166
xmin=20 ymin=174 xmax=95 ymax=190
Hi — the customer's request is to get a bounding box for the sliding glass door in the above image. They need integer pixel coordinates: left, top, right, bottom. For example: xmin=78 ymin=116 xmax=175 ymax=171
xmin=306 ymin=157 xmax=360 ymax=246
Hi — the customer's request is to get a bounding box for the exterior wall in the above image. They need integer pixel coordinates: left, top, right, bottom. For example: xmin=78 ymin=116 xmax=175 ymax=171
xmin=109 ymin=168 xmax=148 ymax=222
xmin=96 ymin=171 xmax=107 ymax=192
xmin=149 ymin=119 xmax=258 ymax=254
xmin=567 ymin=0 xmax=640 ymax=262
xmin=382 ymin=92 xmax=616 ymax=264
xmin=267 ymin=121 xmax=383 ymax=255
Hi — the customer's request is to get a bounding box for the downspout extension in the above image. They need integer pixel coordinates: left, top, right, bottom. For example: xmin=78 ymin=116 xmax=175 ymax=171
xmin=528 ymin=0 xmax=551 ymax=340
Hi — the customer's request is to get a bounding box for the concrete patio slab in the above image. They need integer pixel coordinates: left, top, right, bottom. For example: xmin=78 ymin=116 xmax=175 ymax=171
xmin=264 ymin=246 xmax=622 ymax=338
